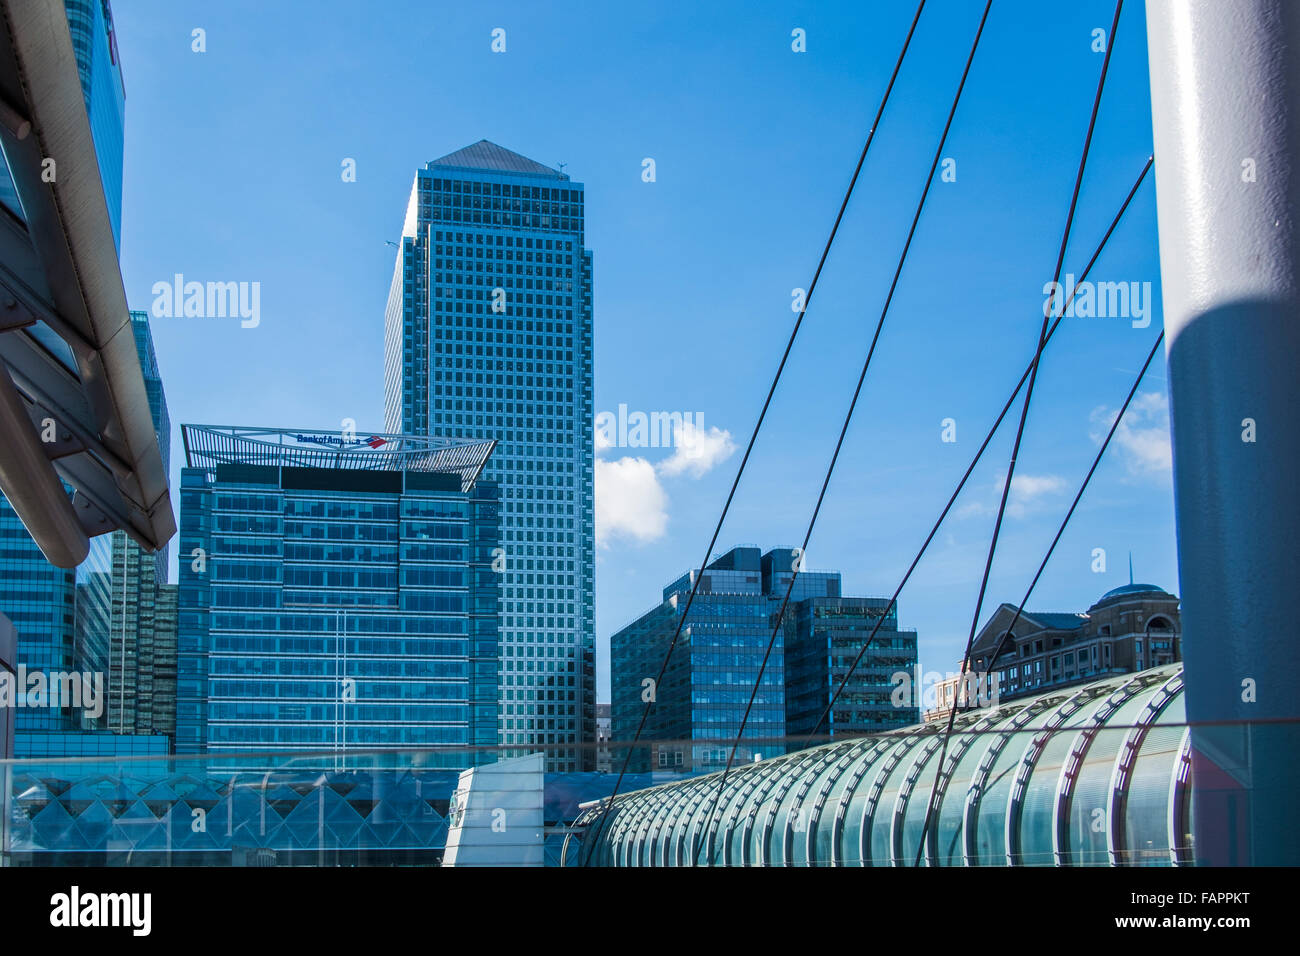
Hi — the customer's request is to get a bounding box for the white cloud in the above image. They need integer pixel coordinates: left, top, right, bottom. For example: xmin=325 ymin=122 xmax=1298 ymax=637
xmin=960 ymin=472 xmax=1067 ymax=519
xmin=594 ymin=419 xmax=736 ymax=549
xmin=1089 ymin=391 xmax=1172 ymax=476
xmin=1003 ymin=473 xmax=1067 ymax=518
xmin=1006 ymin=472 xmax=1066 ymax=499
xmin=657 ymin=421 xmax=737 ymax=479
xmin=595 ymin=456 xmax=668 ymax=547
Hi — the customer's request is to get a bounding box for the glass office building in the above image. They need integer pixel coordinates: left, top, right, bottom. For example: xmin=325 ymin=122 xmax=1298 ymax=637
xmin=175 ymin=426 xmax=502 ymax=769
xmin=383 ymin=140 xmax=595 ymax=771
xmin=610 ymin=547 xmax=919 ymax=773
xmin=0 ymin=490 xmax=114 ymax=748
xmin=785 ymin=596 xmax=920 ymax=738
xmin=572 ymin=664 xmax=1193 ymax=867
xmin=0 ymin=503 xmax=95 ymax=735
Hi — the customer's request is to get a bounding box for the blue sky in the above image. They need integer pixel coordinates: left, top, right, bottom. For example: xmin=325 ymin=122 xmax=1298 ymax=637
xmin=113 ymin=0 xmax=1175 ymax=701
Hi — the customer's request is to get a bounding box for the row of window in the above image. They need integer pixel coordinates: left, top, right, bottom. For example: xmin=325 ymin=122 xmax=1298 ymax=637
xmin=209 ymin=679 xmax=467 ymax=700
xmin=210 ymin=702 xmax=470 ymax=722
xmin=423 ymin=178 xmax=581 ymax=202
xmin=209 ymin=636 xmax=474 ymax=656
xmin=209 ymin=613 xmax=467 ymax=635
xmin=206 ymin=724 xmax=472 ymax=744
xmin=210 ymin=657 xmax=468 ymax=678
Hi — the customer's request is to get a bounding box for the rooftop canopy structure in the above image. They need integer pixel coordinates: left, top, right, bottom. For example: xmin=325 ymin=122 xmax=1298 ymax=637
xmin=567 ymin=664 xmax=1194 ymax=866
xmin=0 ymin=0 xmax=173 ymax=567
xmin=181 ymin=424 xmax=496 ymax=491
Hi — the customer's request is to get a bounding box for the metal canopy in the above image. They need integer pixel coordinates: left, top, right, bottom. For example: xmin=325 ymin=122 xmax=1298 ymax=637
xmin=0 ymin=0 xmax=174 ymax=567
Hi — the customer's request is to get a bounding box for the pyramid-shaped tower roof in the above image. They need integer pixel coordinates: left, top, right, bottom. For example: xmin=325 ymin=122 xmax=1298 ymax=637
xmin=428 ymin=140 xmax=567 ymax=180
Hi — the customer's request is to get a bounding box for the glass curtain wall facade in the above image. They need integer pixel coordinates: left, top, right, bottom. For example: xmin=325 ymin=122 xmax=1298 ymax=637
xmin=383 ymin=140 xmax=595 ymax=771
xmin=107 ymin=535 xmax=172 ymax=736
xmin=0 ymin=502 xmax=78 ymax=733
xmin=175 ymin=426 xmax=501 ymax=770
xmin=107 ymin=311 xmax=174 ymax=739
xmin=610 ymin=547 xmax=919 ymax=774
xmin=785 ymin=597 xmax=920 ymax=738
xmin=62 ymin=0 xmax=126 ymax=247
xmin=0 ymin=505 xmax=113 ymax=746
xmin=573 ymin=664 xmax=1193 ymax=867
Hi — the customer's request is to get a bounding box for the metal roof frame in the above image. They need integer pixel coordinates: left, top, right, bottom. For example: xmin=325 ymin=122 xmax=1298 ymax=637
xmin=181 ymin=424 xmax=497 ymax=492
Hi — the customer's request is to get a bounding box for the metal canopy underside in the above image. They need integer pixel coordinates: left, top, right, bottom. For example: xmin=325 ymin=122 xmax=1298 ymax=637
xmin=0 ymin=0 xmax=174 ymax=561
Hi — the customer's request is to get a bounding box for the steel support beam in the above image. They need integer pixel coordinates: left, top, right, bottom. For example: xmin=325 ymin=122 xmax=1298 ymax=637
xmin=1146 ymin=0 xmax=1300 ymax=866
xmin=0 ymin=0 xmax=174 ymax=559
xmin=0 ymin=359 xmax=86 ymax=565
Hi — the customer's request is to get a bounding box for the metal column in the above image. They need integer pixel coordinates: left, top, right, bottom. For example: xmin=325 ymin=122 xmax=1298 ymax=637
xmin=1146 ymin=0 xmax=1300 ymax=865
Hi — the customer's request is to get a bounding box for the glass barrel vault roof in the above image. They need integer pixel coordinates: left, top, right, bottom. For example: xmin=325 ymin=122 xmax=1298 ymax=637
xmin=567 ymin=664 xmax=1192 ymax=866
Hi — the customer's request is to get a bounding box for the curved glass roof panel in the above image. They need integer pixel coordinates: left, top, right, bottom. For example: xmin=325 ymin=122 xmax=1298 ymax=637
xmin=573 ymin=664 xmax=1190 ymax=867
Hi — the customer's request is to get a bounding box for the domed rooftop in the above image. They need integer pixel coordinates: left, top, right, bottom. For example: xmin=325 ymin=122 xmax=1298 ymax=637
xmin=1095 ymin=582 xmax=1171 ymax=605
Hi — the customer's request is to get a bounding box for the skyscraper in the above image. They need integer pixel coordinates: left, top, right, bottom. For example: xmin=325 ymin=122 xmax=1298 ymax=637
xmin=384 ymin=140 xmax=595 ymax=771
xmin=610 ymin=547 xmax=920 ymax=773
xmin=175 ymin=425 xmax=501 ymax=768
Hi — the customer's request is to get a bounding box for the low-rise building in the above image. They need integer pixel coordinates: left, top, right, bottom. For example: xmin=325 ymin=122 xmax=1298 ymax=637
xmin=966 ymin=582 xmax=1181 ymax=705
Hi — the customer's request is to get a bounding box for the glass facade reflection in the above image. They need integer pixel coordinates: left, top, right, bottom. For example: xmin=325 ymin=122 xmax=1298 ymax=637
xmin=573 ymin=664 xmax=1194 ymax=866
xmin=62 ymin=0 xmax=126 ymax=248
xmin=0 ymin=507 xmax=112 ymax=741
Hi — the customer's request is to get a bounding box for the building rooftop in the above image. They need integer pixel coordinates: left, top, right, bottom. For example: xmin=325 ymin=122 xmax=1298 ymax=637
xmin=427 ymin=139 xmax=568 ymax=180
xmin=181 ymin=425 xmax=496 ymax=491
xmin=1029 ymin=611 xmax=1091 ymax=630
xmin=1096 ymin=582 xmax=1170 ymax=604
